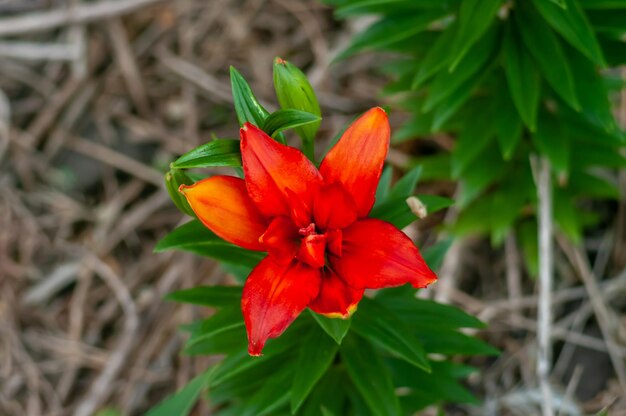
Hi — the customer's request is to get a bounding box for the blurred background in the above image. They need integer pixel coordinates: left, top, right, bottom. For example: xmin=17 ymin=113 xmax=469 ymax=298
xmin=0 ymin=0 xmax=625 ymax=415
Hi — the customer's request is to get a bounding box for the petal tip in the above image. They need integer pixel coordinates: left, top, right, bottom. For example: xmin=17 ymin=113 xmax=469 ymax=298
xmin=275 ymin=56 xmax=286 ymax=65
xmin=178 ymin=183 xmax=190 ymax=194
xmin=248 ymin=338 xmax=265 ymax=356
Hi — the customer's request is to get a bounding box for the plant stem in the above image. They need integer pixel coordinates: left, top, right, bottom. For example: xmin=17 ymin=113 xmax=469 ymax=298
xmin=534 ymin=155 xmax=554 ymax=416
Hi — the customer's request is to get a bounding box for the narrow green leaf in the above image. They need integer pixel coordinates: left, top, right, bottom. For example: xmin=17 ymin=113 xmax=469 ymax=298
xmin=336 ymin=11 xmax=448 ymax=61
xmin=352 ymin=297 xmax=431 ymax=372
xmin=340 ymin=334 xmax=401 ymax=416
xmin=309 ymin=310 xmax=351 ymax=344
xmin=451 ymin=105 xmax=496 ymax=178
xmin=154 ymin=220 xmax=265 ymax=268
xmin=503 ymin=27 xmax=541 ymax=131
xmin=547 ymin=0 xmax=566 ymax=8
xmin=418 ymin=329 xmax=500 ymax=355
xmin=448 ymin=0 xmax=501 ymax=71
xmin=532 ymin=0 xmax=605 ymax=66
xmin=494 ymin=86 xmax=523 ymax=159
xmin=425 ymin=25 xmax=497 ymax=111
xmin=387 ymin=165 xmax=422 ymax=200
xmin=412 ymin=26 xmax=457 ymax=89
xmin=578 ymin=0 xmax=626 ymax=9
xmin=146 ymin=369 xmax=213 ymax=416
xmin=299 ymin=367 xmax=347 ymax=416
xmin=516 ymin=3 xmax=580 ymax=110
xmin=374 ymin=165 xmax=393 ymax=205
xmin=566 ymin=46 xmax=617 ymax=132
xmin=230 ymin=66 xmax=278 ymax=140
xmin=290 ymin=326 xmax=340 ymax=413
xmin=422 ymin=238 xmax=454 ymax=271
xmin=171 ymin=139 xmax=241 ymax=169
xmin=166 ymin=285 xmax=242 ymax=307
xmin=532 ymin=113 xmax=570 ymax=175
xmin=184 ymin=307 xmax=245 ymax=354
xmin=261 ymin=109 xmax=321 ymax=139
xmin=417 ymin=194 xmax=454 ymax=215
xmin=384 ymin=296 xmax=486 ymax=330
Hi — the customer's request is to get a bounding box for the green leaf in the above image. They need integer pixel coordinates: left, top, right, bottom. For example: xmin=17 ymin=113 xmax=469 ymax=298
xmin=532 ymin=112 xmax=570 ymax=175
xmin=387 ymin=165 xmax=422 ymax=200
xmin=518 ymin=219 xmax=539 ymax=277
xmin=389 ymin=359 xmax=480 ymax=407
xmin=166 ymin=285 xmax=242 ymax=307
xmin=336 ymin=11 xmax=448 ymax=61
xmin=299 ymin=367 xmax=347 ymax=416
xmin=340 ymin=334 xmax=401 ymax=416
xmin=494 ymin=86 xmax=523 ymax=159
xmin=554 ymin=188 xmax=582 ymax=243
xmin=369 ymin=197 xmax=419 ymax=229
xmin=210 ymin=318 xmax=307 ymax=387
xmin=352 ymin=297 xmax=431 ymax=372
xmin=417 ymin=194 xmax=454 ymax=215
xmin=516 ymin=3 xmax=580 ymax=110
xmin=290 ymin=326 xmax=340 ymax=413
xmin=451 ymin=104 xmax=497 ymax=178
xmin=425 ymin=24 xmax=498 ymax=111
xmin=374 ymin=165 xmax=394 ymax=204
xmin=184 ymin=307 xmax=246 ymax=355
xmin=532 ymin=0 xmax=605 ymax=66
xmin=503 ymin=27 xmax=541 ymax=131
xmin=171 ymin=139 xmax=241 ymax=169
xmin=334 ymin=0 xmax=457 ymax=17
xmin=230 ymin=66 xmax=271 ymax=128
xmin=164 ymin=169 xmax=195 ymax=217
xmin=547 ymin=0 xmax=566 ymax=7
xmin=146 ymin=369 xmax=213 ymax=416
xmin=418 ymin=330 xmax=500 ymax=355
xmin=309 ymin=310 xmax=351 ymax=344
xmin=448 ymin=0 xmax=501 ymax=71
xmin=412 ymin=26 xmax=457 ymax=89
xmin=273 ymin=58 xmax=321 ymax=155
xmin=154 ymin=220 xmax=265 ymax=268
xmin=261 ymin=109 xmax=321 ymax=139
xmin=384 ymin=296 xmax=486 ymax=330
xmin=578 ymin=0 xmax=626 ymax=9
xmin=566 ymin=46 xmax=617 ymax=132
xmin=422 ymin=238 xmax=454 ymax=271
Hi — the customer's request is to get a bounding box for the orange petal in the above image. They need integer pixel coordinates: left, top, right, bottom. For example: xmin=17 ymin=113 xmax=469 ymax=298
xmin=240 ymin=123 xmax=323 ymax=220
xmin=309 ymin=267 xmax=364 ymax=318
xmin=259 ymin=217 xmax=299 ymax=263
xmin=180 ymin=175 xmax=268 ymax=251
xmin=313 ymin=183 xmax=358 ymax=231
xmin=328 ymin=218 xmax=437 ymax=289
xmin=320 ymin=107 xmax=390 ymax=217
xmin=242 ymin=257 xmax=321 ymax=356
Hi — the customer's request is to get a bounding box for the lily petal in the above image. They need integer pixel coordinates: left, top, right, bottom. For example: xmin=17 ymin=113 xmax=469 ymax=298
xmin=329 ymin=218 xmax=437 ymax=289
xmin=309 ymin=267 xmax=364 ymax=318
xmin=320 ymin=107 xmax=390 ymax=217
xmin=241 ymin=123 xmax=323 ymax=219
xmin=180 ymin=176 xmax=267 ymax=251
xmin=259 ymin=217 xmax=299 ymax=264
xmin=242 ymin=257 xmax=321 ymax=356
xmin=313 ymin=183 xmax=358 ymax=231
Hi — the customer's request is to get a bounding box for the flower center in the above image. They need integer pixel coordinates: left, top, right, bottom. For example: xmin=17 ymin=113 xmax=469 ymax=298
xmin=298 ymin=223 xmax=318 ymax=237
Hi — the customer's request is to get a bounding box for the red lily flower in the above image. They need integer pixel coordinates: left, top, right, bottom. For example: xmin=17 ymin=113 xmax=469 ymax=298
xmin=180 ymin=107 xmax=437 ymax=356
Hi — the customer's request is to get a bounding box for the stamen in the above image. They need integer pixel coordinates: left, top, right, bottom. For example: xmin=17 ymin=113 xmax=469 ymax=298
xmin=298 ymin=223 xmax=317 ymax=237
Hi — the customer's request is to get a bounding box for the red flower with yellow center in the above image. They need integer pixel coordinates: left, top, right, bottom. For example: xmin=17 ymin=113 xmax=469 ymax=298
xmin=180 ymin=107 xmax=437 ymax=356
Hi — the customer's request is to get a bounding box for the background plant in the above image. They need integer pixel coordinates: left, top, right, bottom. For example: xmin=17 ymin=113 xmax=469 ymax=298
xmin=326 ymin=0 xmax=625 ymax=268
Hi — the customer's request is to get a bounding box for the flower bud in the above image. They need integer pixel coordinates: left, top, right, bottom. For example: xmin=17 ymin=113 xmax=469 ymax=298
xmin=273 ymin=57 xmax=321 ymax=150
xmin=165 ymin=168 xmax=195 ymax=217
